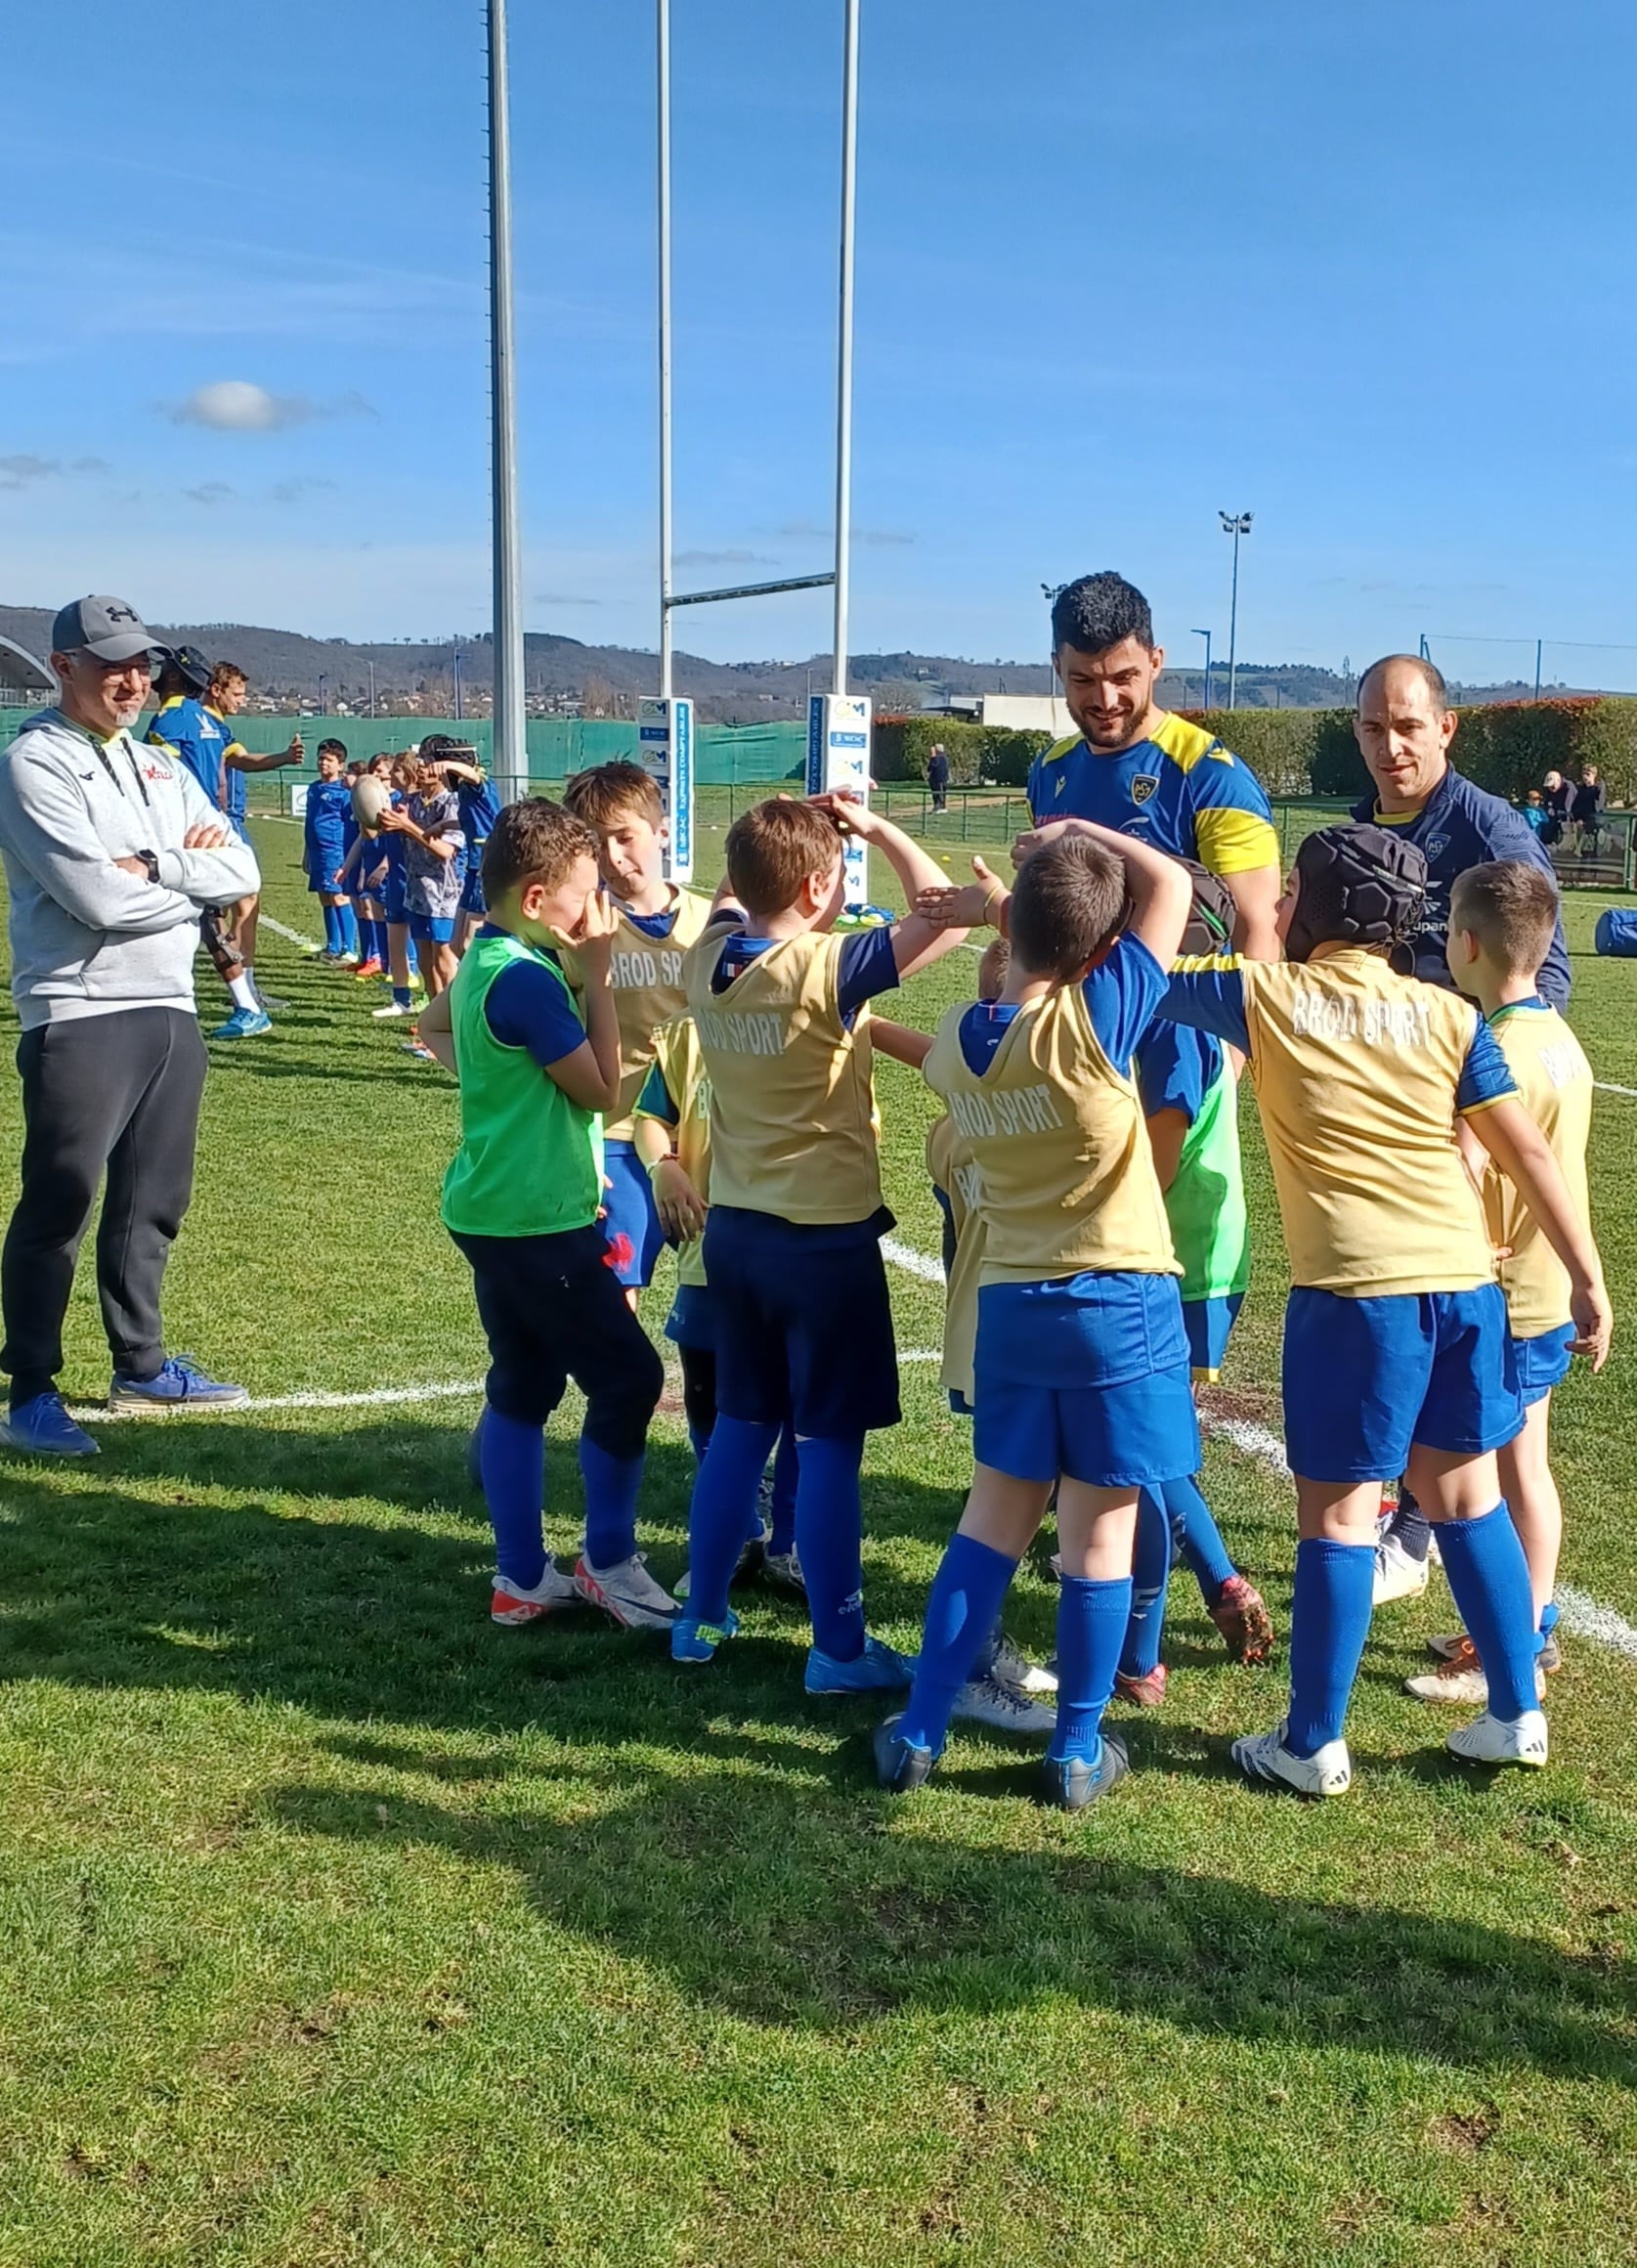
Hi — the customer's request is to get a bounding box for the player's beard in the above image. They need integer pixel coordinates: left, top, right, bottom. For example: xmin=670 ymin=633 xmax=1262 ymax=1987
xmin=1078 ymin=697 xmax=1155 ymax=752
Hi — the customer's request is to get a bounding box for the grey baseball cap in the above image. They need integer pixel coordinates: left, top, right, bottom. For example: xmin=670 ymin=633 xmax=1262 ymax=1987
xmin=51 ymin=594 xmax=157 ymax=664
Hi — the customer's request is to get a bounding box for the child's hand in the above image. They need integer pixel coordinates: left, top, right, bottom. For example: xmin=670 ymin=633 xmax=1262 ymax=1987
xmin=652 ymin=1158 xmax=708 ymax=1243
xmin=374 ymin=807 xmax=410 ymax=834
xmin=1012 ymin=816 xmax=1085 ymax=867
xmin=555 ymin=884 xmax=619 ymax=959
xmin=1571 ymin=1277 xmax=1614 ymax=1372
xmin=915 ymin=854 xmax=1006 ymax=930
xmin=808 ymin=789 xmax=881 ymax=839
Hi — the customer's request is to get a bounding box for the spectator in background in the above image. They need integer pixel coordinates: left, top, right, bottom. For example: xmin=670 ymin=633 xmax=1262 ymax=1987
xmin=1520 ymin=788 xmax=1550 ymax=839
xmin=1540 ymin=769 xmax=1571 ymax=846
xmin=926 ymin=742 xmax=950 ymax=813
xmin=1571 ymin=763 xmax=1607 ymax=857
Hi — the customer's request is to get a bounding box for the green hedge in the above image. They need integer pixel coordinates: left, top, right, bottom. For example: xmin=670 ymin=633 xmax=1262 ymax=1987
xmin=872 ymin=716 xmax=1055 ymax=787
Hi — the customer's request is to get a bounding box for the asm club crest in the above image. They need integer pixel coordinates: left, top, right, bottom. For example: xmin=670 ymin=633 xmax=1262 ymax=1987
xmin=1131 ymin=774 xmax=1159 ymax=806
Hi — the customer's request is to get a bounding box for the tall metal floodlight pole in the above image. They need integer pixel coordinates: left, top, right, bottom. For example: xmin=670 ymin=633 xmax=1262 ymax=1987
xmin=658 ymin=0 xmax=675 ymax=698
xmin=488 ymin=0 xmax=527 ymax=804
xmin=832 ymin=0 xmax=861 ymax=696
xmin=1219 ymin=510 xmax=1252 ymax=710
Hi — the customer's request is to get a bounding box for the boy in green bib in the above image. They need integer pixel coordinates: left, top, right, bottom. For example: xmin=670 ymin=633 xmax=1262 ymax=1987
xmin=421 ymin=800 xmax=670 ymax=1633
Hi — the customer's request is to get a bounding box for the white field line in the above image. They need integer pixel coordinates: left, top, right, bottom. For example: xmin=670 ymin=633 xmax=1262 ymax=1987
xmin=1595 ymin=1081 xmax=1637 ymax=1099
xmin=257 ymin=912 xmax=323 ymax=953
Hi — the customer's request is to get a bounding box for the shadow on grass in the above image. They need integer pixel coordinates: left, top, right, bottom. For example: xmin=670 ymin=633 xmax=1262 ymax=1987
xmin=267 ymin=1747 xmax=1637 ymax=2082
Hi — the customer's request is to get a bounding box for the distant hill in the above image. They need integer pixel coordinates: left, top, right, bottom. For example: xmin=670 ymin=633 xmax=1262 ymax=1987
xmin=0 ymin=604 xmax=1611 ymax=721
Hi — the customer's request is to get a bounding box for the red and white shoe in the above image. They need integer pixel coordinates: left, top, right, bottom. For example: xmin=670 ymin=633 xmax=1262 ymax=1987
xmin=1209 ymin=1574 xmax=1275 ymax=1664
xmin=491 ymin=1563 xmax=579 ymax=1625
xmin=574 ymin=1551 xmax=679 ymax=1632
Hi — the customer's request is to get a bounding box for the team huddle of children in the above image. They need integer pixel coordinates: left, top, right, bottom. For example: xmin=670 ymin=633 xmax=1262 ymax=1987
xmin=301 ymin=735 xmax=500 ymax=1053
xmin=427 ymin=756 xmax=1611 ymax=1811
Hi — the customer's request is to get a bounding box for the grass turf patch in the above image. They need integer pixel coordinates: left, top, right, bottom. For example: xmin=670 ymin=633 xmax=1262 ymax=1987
xmin=0 ymin=815 xmax=1634 ymax=2265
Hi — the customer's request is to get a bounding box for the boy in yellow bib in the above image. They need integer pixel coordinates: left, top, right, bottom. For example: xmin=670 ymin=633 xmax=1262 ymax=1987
xmin=561 ymin=763 xmax=712 ymax=1292
xmin=876 ymin=824 xmax=1195 ymax=1810
xmin=1162 ymin=826 xmax=1610 ymax=1793
xmin=671 ymin=793 xmax=971 ymax=1693
xmin=1407 ymin=860 xmax=1595 ymax=1705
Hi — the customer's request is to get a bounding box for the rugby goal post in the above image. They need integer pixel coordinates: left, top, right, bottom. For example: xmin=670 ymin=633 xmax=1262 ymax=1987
xmin=645 ymin=0 xmax=871 ymax=906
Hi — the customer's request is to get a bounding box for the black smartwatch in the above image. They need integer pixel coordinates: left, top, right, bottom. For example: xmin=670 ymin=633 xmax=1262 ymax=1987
xmin=138 ymin=849 xmax=161 ymax=884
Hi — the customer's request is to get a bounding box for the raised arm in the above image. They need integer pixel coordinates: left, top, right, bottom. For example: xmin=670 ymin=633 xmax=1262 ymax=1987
xmin=809 ymin=794 xmax=971 ymax=979
xmin=870 ymin=1017 xmax=935 ymax=1070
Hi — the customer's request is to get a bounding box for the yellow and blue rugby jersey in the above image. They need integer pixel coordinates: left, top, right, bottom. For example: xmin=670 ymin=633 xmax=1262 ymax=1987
xmin=147 ymin=696 xmax=229 ymax=807
xmin=1027 ymin=711 xmax=1278 ymax=879
xmin=1163 ymin=947 xmax=1517 ymax=1296
xmin=926 ymin=1112 xmax=985 ymax=1404
xmin=633 ymin=1016 xmax=713 ymax=1291
xmin=1483 ymin=998 xmax=1593 ymax=1339
xmin=561 ymin=886 xmax=713 ymax=1141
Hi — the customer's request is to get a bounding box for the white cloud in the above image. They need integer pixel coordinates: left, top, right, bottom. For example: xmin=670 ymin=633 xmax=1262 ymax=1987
xmin=169 ymin=380 xmax=374 ymax=432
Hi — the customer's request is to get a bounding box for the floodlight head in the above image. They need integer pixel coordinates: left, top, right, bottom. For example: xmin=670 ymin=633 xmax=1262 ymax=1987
xmin=1219 ymin=510 xmax=1254 ymax=535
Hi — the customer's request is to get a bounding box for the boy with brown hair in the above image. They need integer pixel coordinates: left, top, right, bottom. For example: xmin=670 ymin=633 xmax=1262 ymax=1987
xmin=1406 ymin=859 xmax=1594 ymax=1703
xmin=419 ymin=799 xmax=672 ymax=1633
xmin=670 ymin=793 xmax=971 ymax=1691
xmin=561 ymin=762 xmax=712 ymax=1292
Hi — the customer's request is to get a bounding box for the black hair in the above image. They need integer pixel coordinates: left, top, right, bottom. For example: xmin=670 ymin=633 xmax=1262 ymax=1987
xmin=1051 ymin=572 xmax=1153 ymax=657
xmin=317 ymin=738 xmax=348 ymax=759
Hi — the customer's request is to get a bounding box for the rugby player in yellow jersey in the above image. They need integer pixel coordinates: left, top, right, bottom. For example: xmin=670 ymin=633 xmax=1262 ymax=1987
xmin=1017 ymin=572 xmax=1282 ymax=958
xmin=560 ymin=763 xmax=712 ymax=1296
xmin=1405 ymin=860 xmax=1595 ymax=1705
xmin=878 ymin=824 xmax=1196 ymax=1811
xmin=1163 ymin=826 xmax=1611 ymax=1793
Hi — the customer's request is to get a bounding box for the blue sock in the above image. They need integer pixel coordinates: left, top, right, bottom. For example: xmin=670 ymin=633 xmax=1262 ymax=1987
xmin=375 ymin=918 xmax=390 ymax=963
xmin=795 ymin=1433 xmax=868 ymax=1661
xmin=479 ymin=1407 xmax=546 ymax=1590
xmin=579 ymin=1437 xmax=644 ymax=1571
xmin=1285 ymin=1538 xmax=1375 ymax=1757
xmin=338 ymin=901 xmax=359 ymax=955
xmin=322 ymin=902 xmax=340 ymax=952
xmin=1051 ymin=1576 xmax=1134 ymax=1764
xmin=1120 ymin=1490 xmax=1173 ymax=1680
xmin=688 ymin=1420 xmax=711 ymax=1463
xmin=1436 ymin=1505 xmax=1540 ymax=1721
xmin=392 ymin=984 xmax=412 ymax=1009
xmin=897 ymin=1535 xmax=1018 ymax=1754
xmin=687 ymin=1415 xmax=779 ymax=1623
xmin=1166 ymin=1472 xmax=1237 ymax=1602
xmin=768 ymin=1424 xmax=798 ymax=1555
xmin=1539 ymin=1597 xmax=1559 ymax=1636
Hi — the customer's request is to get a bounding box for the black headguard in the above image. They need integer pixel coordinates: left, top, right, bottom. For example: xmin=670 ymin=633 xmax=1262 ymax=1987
xmin=1284 ymin=824 xmax=1428 ymax=966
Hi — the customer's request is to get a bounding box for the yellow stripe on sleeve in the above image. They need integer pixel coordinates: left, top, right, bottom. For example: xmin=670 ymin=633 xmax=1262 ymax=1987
xmin=1192 ymin=807 xmax=1280 ymax=877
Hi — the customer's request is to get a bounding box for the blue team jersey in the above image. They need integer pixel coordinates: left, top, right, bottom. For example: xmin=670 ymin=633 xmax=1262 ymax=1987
xmin=304 ymin=777 xmax=352 ymax=858
xmin=147 ymin=697 xmax=229 ymax=807
xmin=456 ymin=775 xmax=501 ymax=842
xmin=1027 ymin=711 xmax=1278 ymax=880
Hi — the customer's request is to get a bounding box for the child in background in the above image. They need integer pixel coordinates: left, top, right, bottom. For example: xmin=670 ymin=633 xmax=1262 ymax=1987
xmin=671 ymin=793 xmax=972 ymax=1691
xmin=561 ymin=763 xmax=712 ymax=1297
xmin=442 ymin=746 xmax=502 ymax=956
xmin=632 ymin=1013 xmax=805 ymax=1594
xmin=1162 ymin=825 xmax=1610 ymax=1793
xmin=336 ymin=764 xmax=378 ymax=978
xmin=380 ymin=742 xmax=466 ymax=1029
xmin=877 ymin=827 xmax=1195 ymax=1810
xmin=304 ymin=740 xmax=359 ymax=963
xmin=1119 ymin=864 xmax=1272 ymax=1703
xmin=371 ymin=752 xmax=422 ymax=1022
xmin=1520 ymin=789 xmax=1550 ymax=839
xmin=418 ymin=799 xmax=674 ymax=1633
xmin=1405 ymin=860 xmax=1594 ymax=1704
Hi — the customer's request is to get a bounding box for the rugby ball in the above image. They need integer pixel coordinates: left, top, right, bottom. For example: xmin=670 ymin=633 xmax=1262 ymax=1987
xmin=353 ymin=776 xmax=392 ymax=836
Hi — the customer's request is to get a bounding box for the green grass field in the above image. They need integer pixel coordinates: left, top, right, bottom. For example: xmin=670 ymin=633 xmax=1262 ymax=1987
xmin=2 ymin=811 xmax=1635 ymax=2268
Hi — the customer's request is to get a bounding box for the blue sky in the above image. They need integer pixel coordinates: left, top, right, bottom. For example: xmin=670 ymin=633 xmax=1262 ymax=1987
xmin=6 ymin=0 xmax=1637 ymax=684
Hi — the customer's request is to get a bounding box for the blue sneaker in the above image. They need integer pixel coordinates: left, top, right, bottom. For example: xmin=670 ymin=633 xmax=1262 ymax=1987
xmin=1042 ymin=1731 xmax=1129 ymax=1812
xmin=108 ymin=1357 xmax=250 ymax=1412
xmin=804 ymin=1634 xmax=917 ymax=1697
xmin=0 ymin=1391 xmax=99 ymax=1458
xmin=873 ymin=1714 xmax=938 ymax=1792
xmin=671 ymin=1607 xmax=740 ymax=1664
xmin=210 ymin=1006 xmax=272 ymax=1040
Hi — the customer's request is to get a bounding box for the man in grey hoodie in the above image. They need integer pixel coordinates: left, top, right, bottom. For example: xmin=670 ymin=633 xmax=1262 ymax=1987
xmin=0 ymin=595 xmax=263 ymax=1456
